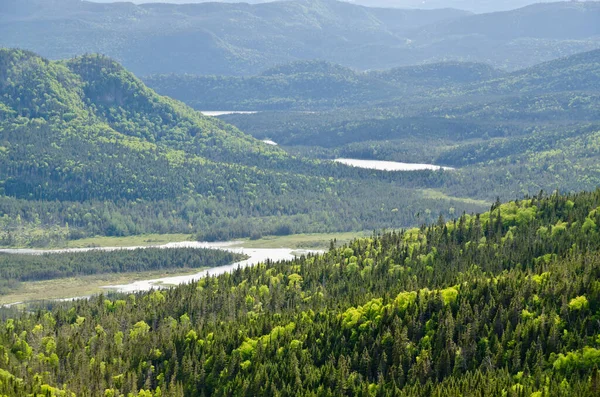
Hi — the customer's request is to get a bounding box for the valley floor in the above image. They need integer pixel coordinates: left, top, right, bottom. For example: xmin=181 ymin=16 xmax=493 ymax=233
xmin=0 ymin=267 xmax=202 ymax=306
xmin=0 ymin=231 xmax=366 ymax=305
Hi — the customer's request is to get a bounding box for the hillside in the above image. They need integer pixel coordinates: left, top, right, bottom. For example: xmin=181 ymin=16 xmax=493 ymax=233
xmin=421 ymin=1 xmax=600 ymax=40
xmin=349 ymin=0 xmax=563 ymax=13
xmin=144 ymin=60 xmax=502 ymax=110
xmin=1 ymin=190 xmax=600 ymax=395
xmin=458 ymin=48 xmax=600 ymax=96
xmin=213 ymin=48 xmax=600 ymax=203
xmin=2 ymin=0 xmax=600 ymax=75
xmin=0 ymin=49 xmax=485 ymax=246
xmin=88 ymin=0 xmax=563 ymax=14
xmin=0 ymin=0 xmax=468 ymax=75
xmin=406 ymin=1 xmax=600 ymax=69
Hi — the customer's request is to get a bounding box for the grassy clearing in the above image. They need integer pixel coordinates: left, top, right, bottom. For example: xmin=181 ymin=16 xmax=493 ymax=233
xmin=421 ymin=189 xmax=491 ymax=207
xmin=231 ymin=231 xmax=370 ymax=250
xmin=0 ymin=267 xmax=203 ymax=306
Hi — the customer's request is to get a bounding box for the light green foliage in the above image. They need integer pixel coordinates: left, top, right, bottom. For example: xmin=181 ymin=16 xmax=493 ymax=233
xmin=440 ymin=287 xmax=459 ymax=305
xmin=568 ymin=295 xmax=589 ymax=311
xmin=341 ymin=298 xmax=387 ymax=331
xmin=129 ymin=321 xmax=150 ymax=340
xmin=395 ymin=291 xmax=417 ymax=312
xmin=553 ymin=347 xmax=600 ymax=374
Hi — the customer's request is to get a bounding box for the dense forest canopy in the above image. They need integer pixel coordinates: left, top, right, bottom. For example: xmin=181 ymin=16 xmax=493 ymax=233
xmin=1 ymin=0 xmax=600 ymax=395
xmin=1 ymin=190 xmax=600 ymax=395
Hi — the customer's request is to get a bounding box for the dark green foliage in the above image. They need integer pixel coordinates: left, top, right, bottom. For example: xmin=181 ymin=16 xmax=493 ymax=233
xmin=0 ymin=190 xmax=599 ymax=395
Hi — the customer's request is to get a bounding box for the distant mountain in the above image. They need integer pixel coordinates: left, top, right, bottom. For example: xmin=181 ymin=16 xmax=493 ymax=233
xmin=347 ymin=0 xmax=564 ymax=13
xmin=87 ymin=0 xmax=564 ymax=14
xmin=421 ymin=1 xmax=600 ymax=40
xmin=0 ymin=0 xmax=468 ymax=75
xmin=3 ymin=0 xmax=599 ymax=75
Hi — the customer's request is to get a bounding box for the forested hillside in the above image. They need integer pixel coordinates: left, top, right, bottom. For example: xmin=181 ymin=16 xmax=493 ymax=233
xmin=355 ymin=0 xmax=564 ymax=13
xmin=144 ymin=61 xmax=501 ymax=110
xmin=213 ymin=48 xmax=600 ymax=203
xmin=2 ymin=0 xmax=599 ymax=75
xmin=0 ymin=49 xmax=483 ymax=246
xmin=1 ymin=190 xmax=600 ymax=395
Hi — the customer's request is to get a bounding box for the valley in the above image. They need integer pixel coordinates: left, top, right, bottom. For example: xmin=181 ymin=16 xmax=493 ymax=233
xmin=0 ymin=0 xmax=600 ymax=395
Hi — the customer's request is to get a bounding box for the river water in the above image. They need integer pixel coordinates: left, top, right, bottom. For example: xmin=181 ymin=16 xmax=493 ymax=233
xmin=333 ymin=158 xmax=453 ymax=171
xmin=201 ymin=111 xmax=258 ymax=116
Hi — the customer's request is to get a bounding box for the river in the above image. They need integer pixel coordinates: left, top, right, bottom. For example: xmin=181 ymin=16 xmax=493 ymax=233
xmin=0 ymin=242 xmax=321 ymax=295
xmin=201 ymin=111 xmax=258 ymax=116
xmin=333 ymin=158 xmax=453 ymax=171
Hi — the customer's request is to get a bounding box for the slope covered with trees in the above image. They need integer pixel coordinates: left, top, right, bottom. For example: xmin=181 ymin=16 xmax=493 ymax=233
xmin=0 ymin=49 xmax=483 ymax=246
xmin=212 ymin=48 xmax=600 ymax=203
xmin=144 ymin=60 xmax=501 ymax=110
xmin=0 ymin=0 xmax=469 ymax=75
xmin=0 ymin=190 xmax=599 ymax=395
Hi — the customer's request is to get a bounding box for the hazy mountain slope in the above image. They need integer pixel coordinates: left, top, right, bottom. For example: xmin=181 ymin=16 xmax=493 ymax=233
xmin=0 ymin=0 xmax=469 ymax=75
xmin=462 ymin=48 xmax=600 ymax=95
xmin=143 ymin=60 xmax=502 ymax=110
xmin=88 ymin=0 xmax=564 ymax=14
xmin=350 ymin=0 xmax=563 ymax=13
xmin=420 ymin=1 xmax=600 ymax=40
xmin=3 ymin=0 xmax=600 ymax=74
xmin=396 ymin=1 xmax=600 ymax=69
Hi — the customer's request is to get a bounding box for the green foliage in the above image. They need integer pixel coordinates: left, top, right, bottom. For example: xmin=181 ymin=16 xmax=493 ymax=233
xmin=0 ymin=191 xmax=598 ymax=395
xmin=0 ymin=49 xmax=490 ymax=245
xmin=568 ymin=296 xmax=589 ymax=311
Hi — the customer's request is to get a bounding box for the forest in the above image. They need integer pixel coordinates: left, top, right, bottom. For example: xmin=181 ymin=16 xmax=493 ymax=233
xmin=1 ymin=0 xmax=600 ymax=395
xmin=5 ymin=46 xmax=600 ymax=246
xmin=0 ymin=190 xmax=599 ymax=395
xmin=0 ymin=48 xmax=486 ymax=246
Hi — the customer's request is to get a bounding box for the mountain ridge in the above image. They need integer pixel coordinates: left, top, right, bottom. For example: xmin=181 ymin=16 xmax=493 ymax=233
xmin=2 ymin=0 xmax=598 ymax=74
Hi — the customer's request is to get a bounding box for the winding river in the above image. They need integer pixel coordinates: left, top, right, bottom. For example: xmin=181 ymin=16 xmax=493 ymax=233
xmin=0 ymin=242 xmax=321 ymax=295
